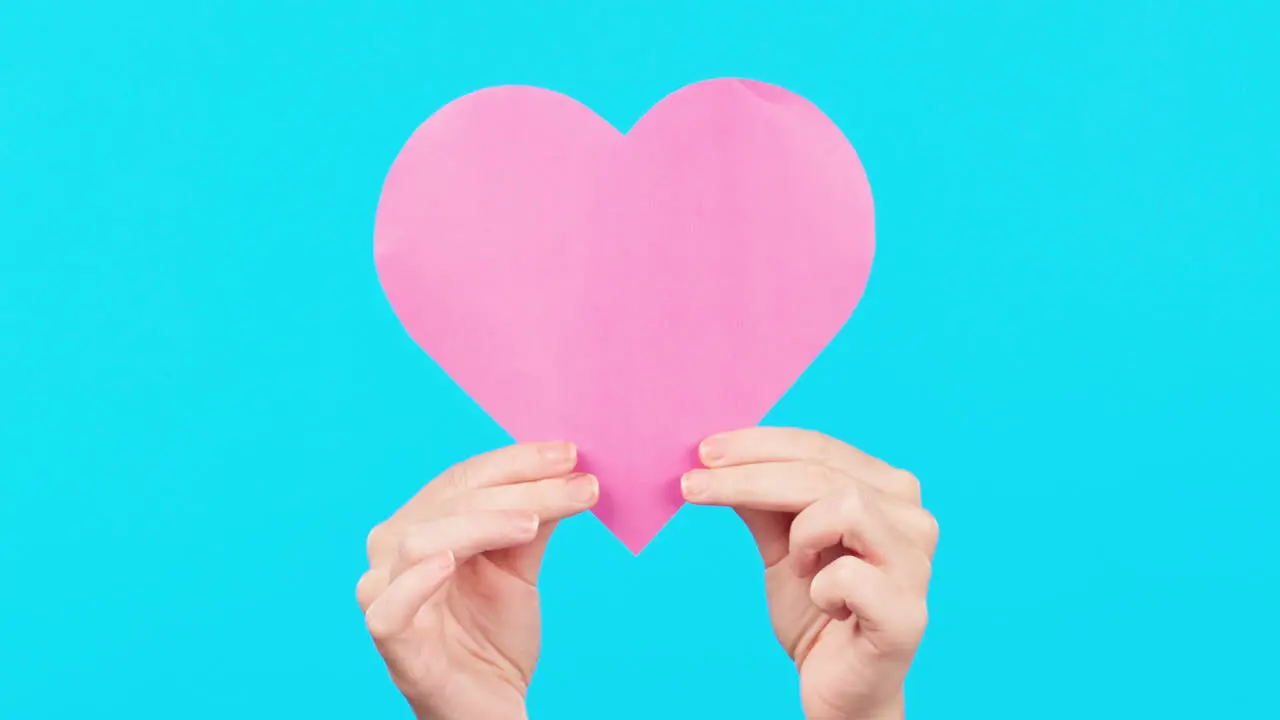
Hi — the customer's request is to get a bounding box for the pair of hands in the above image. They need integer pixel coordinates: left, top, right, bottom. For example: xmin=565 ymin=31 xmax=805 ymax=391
xmin=356 ymin=427 xmax=938 ymax=720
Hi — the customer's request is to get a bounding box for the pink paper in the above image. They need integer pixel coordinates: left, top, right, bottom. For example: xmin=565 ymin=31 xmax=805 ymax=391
xmin=375 ymin=78 xmax=875 ymax=553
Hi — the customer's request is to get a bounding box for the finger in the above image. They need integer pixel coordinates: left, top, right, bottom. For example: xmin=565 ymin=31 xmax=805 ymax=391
xmin=488 ymin=518 xmax=559 ymax=585
xmin=895 ymin=505 xmax=941 ymax=558
xmin=809 ymin=555 xmax=928 ymax=655
xmin=735 ymin=508 xmax=794 ymax=568
xmin=390 ymin=510 xmax=541 ymax=580
xmin=699 ymin=427 xmax=883 ymax=474
xmin=439 ymin=475 xmax=598 ymax=585
xmin=364 ymin=551 xmax=455 ymax=642
xmin=355 ymin=568 xmax=385 ymax=612
xmin=788 ymin=485 xmax=895 ymax=574
xmin=681 ymin=461 xmax=839 ymax=513
xmin=358 ymin=511 xmax=543 ymax=607
xmin=681 ymin=461 xmax=837 ymax=567
xmin=438 ymin=441 xmax=578 ymax=491
xmin=452 ymin=472 xmax=599 ymax=520
xmin=789 ymin=489 xmax=934 ymax=592
xmin=699 ymin=427 xmax=918 ymax=500
xmin=474 ymin=472 xmax=599 ymax=582
xmin=370 ymin=443 xmax=579 ymax=566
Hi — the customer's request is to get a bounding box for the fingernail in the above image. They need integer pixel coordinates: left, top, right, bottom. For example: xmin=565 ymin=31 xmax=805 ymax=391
xmin=681 ymin=470 xmax=709 ymax=499
xmin=568 ymin=473 xmax=598 ymax=504
xmin=541 ymin=442 xmax=576 ymax=465
xmin=434 ymin=551 xmax=456 ymax=572
xmin=509 ymin=511 xmax=540 ymax=535
xmin=699 ymin=436 xmax=725 ymax=464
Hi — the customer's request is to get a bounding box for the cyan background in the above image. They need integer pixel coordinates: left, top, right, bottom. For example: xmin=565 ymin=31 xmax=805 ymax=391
xmin=2 ymin=1 xmax=1277 ymax=718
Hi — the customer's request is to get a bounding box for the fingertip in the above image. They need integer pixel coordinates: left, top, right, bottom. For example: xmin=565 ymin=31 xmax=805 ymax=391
xmin=434 ymin=549 xmax=457 ymax=574
xmin=680 ymin=470 xmax=710 ymax=501
xmin=538 ymin=441 xmax=577 ymax=468
xmin=508 ymin=510 xmax=541 ymax=537
xmin=355 ymin=569 xmax=384 ymax=611
xmin=568 ymin=472 xmax=598 ymax=507
xmin=365 ymin=553 xmax=454 ymax=641
xmin=698 ymin=435 xmax=727 ymax=465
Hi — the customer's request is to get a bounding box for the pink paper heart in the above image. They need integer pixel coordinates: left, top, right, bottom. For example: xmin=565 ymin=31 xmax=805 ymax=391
xmin=375 ymin=78 xmax=874 ymax=553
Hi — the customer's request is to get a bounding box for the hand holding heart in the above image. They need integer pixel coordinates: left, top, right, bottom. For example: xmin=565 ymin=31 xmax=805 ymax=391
xmin=368 ymin=78 xmax=910 ymax=718
xmin=358 ymin=429 xmax=936 ymax=720
xmin=682 ymin=428 xmax=938 ymax=720
xmin=356 ymin=442 xmax=598 ymax=720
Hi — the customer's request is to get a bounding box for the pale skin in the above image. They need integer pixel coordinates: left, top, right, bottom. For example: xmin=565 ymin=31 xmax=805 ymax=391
xmin=357 ymin=428 xmax=938 ymax=720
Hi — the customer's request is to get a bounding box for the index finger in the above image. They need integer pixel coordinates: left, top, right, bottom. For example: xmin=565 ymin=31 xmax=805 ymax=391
xmin=390 ymin=442 xmax=578 ymax=524
xmin=700 ymin=427 xmax=899 ymax=488
xmin=442 ymin=441 xmax=578 ymax=490
xmin=680 ymin=461 xmax=838 ymax=513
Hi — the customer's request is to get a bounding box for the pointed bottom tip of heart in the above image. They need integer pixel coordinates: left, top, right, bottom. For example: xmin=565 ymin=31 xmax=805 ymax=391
xmin=598 ymin=514 xmax=680 ymax=556
xmin=585 ymin=488 xmax=687 ymax=555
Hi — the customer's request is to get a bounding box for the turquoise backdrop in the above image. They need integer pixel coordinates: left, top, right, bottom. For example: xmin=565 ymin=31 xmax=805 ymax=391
xmin=2 ymin=1 xmax=1277 ymax=718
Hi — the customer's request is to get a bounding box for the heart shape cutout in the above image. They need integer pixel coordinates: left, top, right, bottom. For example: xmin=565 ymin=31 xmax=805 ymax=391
xmin=375 ymin=78 xmax=874 ymax=553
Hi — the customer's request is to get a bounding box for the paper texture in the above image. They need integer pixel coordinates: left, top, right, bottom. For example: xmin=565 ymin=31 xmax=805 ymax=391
xmin=375 ymin=78 xmax=875 ymax=553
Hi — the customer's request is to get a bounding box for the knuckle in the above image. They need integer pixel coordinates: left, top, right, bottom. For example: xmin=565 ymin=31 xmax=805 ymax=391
xmin=446 ymin=461 xmax=478 ymax=490
xmin=433 ymin=494 xmax=463 ymax=516
xmin=894 ymin=469 xmax=922 ymax=501
xmin=917 ymin=561 xmax=935 ymax=594
xmin=354 ymin=571 xmax=379 ymax=610
xmin=395 ymin=529 xmax=430 ymax=564
xmin=802 ymin=460 xmax=835 ymax=488
xmin=805 ymin=433 xmax=838 ymax=465
xmin=364 ymin=610 xmax=393 ymax=641
xmin=905 ymin=601 xmax=930 ymax=638
xmin=918 ymin=509 xmax=940 ymax=544
xmin=366 ymin=614 xmax=394 ymax=640
xmin=366 ymin=523 xmax=392 ymax=564
xmin=836 ymin=486 xmax=866 ymax=520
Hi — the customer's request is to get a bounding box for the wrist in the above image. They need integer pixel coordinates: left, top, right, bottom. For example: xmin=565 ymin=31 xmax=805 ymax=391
xmin=415 ymin=711 xmax=527 ymax=720
xmin=411 ymin=701 xmax=528 ymax=720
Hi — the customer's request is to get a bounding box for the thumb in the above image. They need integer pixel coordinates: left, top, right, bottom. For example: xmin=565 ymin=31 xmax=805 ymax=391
xmin=490 ymin=520 xmax=559 ymax=584
xmin=736 ymin=508 xmax=793 ymax=567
